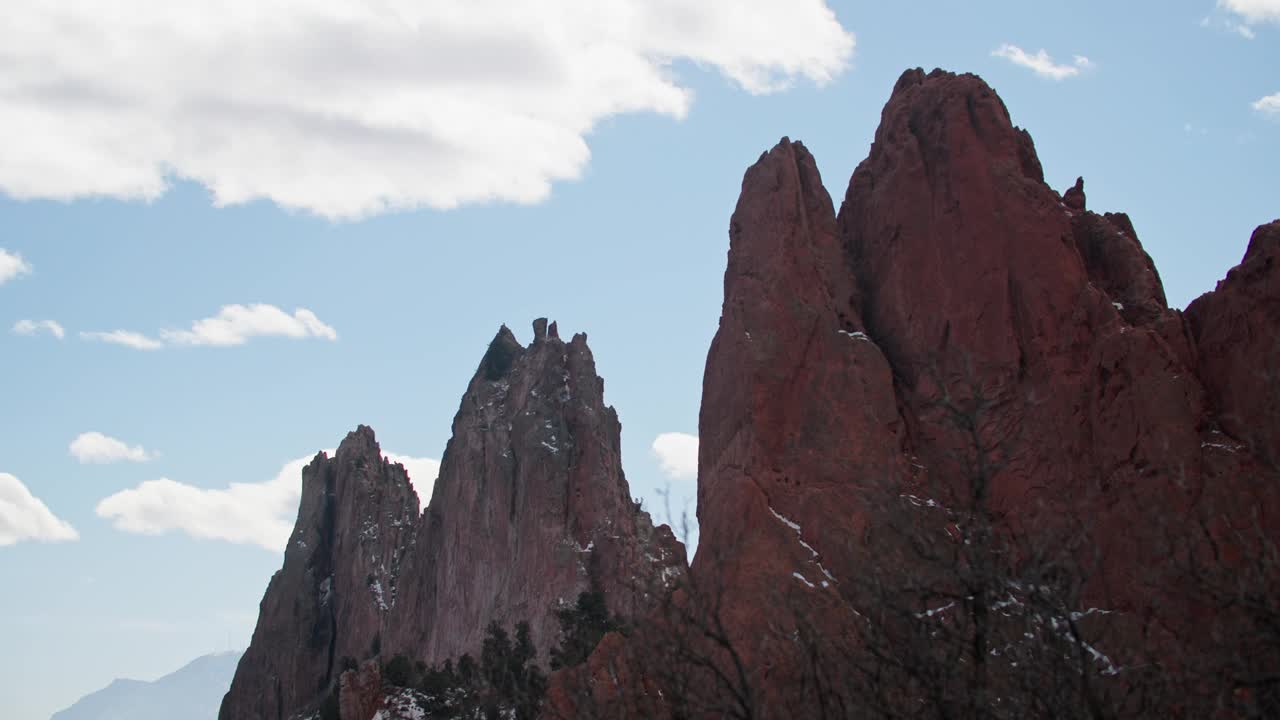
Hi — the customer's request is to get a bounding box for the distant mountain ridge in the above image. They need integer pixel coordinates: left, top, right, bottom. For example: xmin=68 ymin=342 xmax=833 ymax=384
xmin=52 ymin=651 xmax=242 ymax=720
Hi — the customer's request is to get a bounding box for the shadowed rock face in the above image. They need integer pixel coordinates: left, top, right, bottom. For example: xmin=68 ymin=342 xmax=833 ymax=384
xmin=221 ymin=323 xmax=684 ymax=720
xmin=220 ymin=427 xmax=420 ymax=720
xmin=551 ymin=68 xmax=1280 ymax=716
xmin=1187 ymin=220 xmax=1280 ymax=469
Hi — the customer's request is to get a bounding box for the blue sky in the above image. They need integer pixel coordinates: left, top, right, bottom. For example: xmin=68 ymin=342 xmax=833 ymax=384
xmin=2 ymin=2 xmax=1277 ymax=719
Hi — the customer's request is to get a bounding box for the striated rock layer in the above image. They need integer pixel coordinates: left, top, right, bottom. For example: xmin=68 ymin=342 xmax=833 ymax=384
xmin=553 ymin=68 xmax=1280 ymax=716
xmin=221 ymin=322 xmax=684 ymax=720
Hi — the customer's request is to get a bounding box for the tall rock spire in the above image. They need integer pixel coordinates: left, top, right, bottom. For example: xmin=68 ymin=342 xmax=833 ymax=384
xmin=390 ymin=319 xmax=684 ymax=663
xmin=220 ymin=427 xmax=420 ymax=720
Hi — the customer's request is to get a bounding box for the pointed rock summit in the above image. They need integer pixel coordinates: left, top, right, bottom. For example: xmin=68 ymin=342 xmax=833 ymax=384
xmin=221 ymin=427 xmax=419 ymax=720
xmin=390 ymin=319 xmax=684 ymax=664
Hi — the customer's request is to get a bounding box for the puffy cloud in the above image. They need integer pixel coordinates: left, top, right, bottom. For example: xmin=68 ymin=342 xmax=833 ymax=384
xmin=12 ymin=319 xmax=65 ymax=339
xmin=1220 ymin=0 xmax=1280 ymax=24
xmin=160 ymin=304 xmax=337 ymax=346
xmin=0 ymin=249 xmax=32 ymax=285
xmin=80 ymin=329 xmax=164 ymax=351
xmin=651 ymin=432 xmax=699 ymax=481
xmin=1254 ymin=92 xmax=1280 ymax=117
xmin=96 ymin=450 xmax=439 ymax=551
xmin=0 ymin=1 xmax=853 ymax=219
xmin=992 ymin=44 xmax=1092 ymax=80
xmin=69 ymin=431 xmax=154 ymax=464
xmin=0 ymin=472 xmax=79 ymax=546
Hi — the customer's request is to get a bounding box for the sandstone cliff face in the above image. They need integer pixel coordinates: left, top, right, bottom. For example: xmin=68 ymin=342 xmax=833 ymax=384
xmin=833 ymin=69 xmax=1218 ymax=549
xmin=553 ymin=68 xmax=1279 ymax=716
xmin=389 ymin=320 xmax=685 ymax=664
xmin=694 ymin=137 xmax=903 ymax=666
xmin=221 ymin=428 xmax=420 ymax=720
xmin=222 ymin=323 xmax=683 ymax=720
xmin=695 ymin=67 xmax=1277 ymax=713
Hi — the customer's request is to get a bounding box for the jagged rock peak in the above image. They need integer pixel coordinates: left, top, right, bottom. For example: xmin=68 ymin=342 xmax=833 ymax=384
xmin=1245 ymin=218 xmax=1280 ymax=264
xmin=479 ymin=325 xmax=523 ymax=381
xmin=1064 ymin=176 xmax=1086 ymax=211
xmin=388 ymin=318 xmax=686 ymax=666
xmin=334 ymin=424 xmax=378 ymax=458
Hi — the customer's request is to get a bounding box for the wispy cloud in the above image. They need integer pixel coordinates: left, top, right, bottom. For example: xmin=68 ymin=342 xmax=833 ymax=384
xmin=1254 ymin=92 xmax=1280 ymax=117
xmin=0 ymin=1 xmax=854 ymax=219
xmin=652 ymin=432 xmax=699 ymax=481
xmin=81 ymin=304 xmax=336 ymax=350
xmin=1201 ymin=13 xmax=1260 ymax=38
xmin=992 ymin=44 xmax=1092 ymax=80
xmin=1219 ymin=0 xmax=1280 ymax=25
xmin=70 ymin=431 xmax=154 ymax=464
xmin=80 ymin=329 xmax=164 ymax=351
xmin=0 ymin=472 xmax=78 ymax=546
xmin=0 ymin=249 xmax=32 ymax=285
xmin=12 ymin=319 xmax=65 ymax=339
xmin=96 ymin=451 xmax=438 ymax=551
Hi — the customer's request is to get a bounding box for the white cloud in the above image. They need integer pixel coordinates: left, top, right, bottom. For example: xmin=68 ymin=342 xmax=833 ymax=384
xmin=96 ymin=450 xmax=438 ymax=551
xmin=0 ymin=472 xmax=78 ymax=546
xmin=992 ymin=44 xmax=1092 ymax=80
xmin=80 ymin=304 xmax=336 ymax=350
xmin=386 ymin=454 xmax=442 ymax=506
xmin=160 ymin=304 xmax=337 ymax=346
xmin=1220 ymin=0 xmax=1280 ymax=24
xmin=80 ymin=329 xmax=164 ymax=351
xmin=69 ymin=431 xmax=154 ymax=464
xmin=12 ymin=319 xmax=65 ymax=339
xmin=0 ymin=1 xmax=854 ymax=220
xmin=1254 ymin=92 xmax=1280 ymax=117
xmin=0 ymin=249 xmax=32 ymax=285
xmin=652 ymin=432 xmax=699 ymax=481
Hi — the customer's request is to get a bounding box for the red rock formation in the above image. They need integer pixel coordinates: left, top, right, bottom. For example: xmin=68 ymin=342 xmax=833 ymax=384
xmin=222 ymin=323 xmax=684 ymax=720
xmin=692 ymin=136 xmax=903 ymax=679
xmin=221 ymin=428 xmax=420 ymax=720
xmin=835 ymin=69 xmax=1210 ymax=524
xmin=554 ymin=68 xmax=1279 ymax=717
